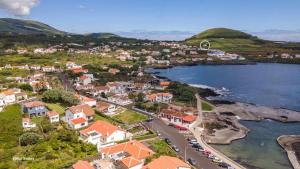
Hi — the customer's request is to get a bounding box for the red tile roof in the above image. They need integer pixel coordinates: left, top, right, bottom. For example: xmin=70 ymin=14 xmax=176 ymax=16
xmin=143 ymin=156 xmax=190 ymax=169
xmin=71 ymin=117 xmax=86 ymax=124
xmin=121 ymin=156 xmax=142 ymax=168
xmin=68 ymin=104 xmax=95 ymax=116
xmin=80 ymin=120 xmax=119 ymax=137
xmin=72 ymin=160 xmax=94 ymax=169
xmin=23 ymin=101 xmax=45 ymax=108
xmin=46 ymin=111 xmax=59 ymax=117
xmin=101 ymin=140 xmax=154 ymax=160
xmin=182 ymin=115 xmax=197 ymax=122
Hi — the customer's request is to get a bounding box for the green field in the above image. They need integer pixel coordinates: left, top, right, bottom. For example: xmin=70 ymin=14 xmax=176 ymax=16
xmin=46 ymin=103 xmax=66 ymax=115
xmin=0 ymin=104 xmax=23 ymax=149
xmin=146 ymin=139 xmax=177 ymax=163
xmin=112 ymin=109 xmax=147 ymax=124
xmin=202 ymin=101 xmax=213 ymax=111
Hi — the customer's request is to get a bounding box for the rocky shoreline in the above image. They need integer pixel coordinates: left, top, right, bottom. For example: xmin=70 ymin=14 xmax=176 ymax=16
xmin=277 ymin=135 xmax=300 ymax=169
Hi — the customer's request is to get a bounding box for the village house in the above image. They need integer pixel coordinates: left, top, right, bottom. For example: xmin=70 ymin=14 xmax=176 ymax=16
xmin=145 ymin=92 xmax=173 ymax=103
xmin=46 ymin=111 xmax=60 ymax=123
xmin=42 ymin=66 xmax=56 ymax=72
xmin=108 ymin=94 xmax=132 ymax=106
xmin=77 ymin=75 xmax=92 ymax=85
xmin=100 ymin=140 xmax=154 ymax=169
xmin=107 ymin=82 xmax=126 ymax=94
xmin=75 ymin=94 xmax=97 ymax=107
xmin=72 ymin=160 xmax=94 ymax=169
xmin=159 ymin=108 xmax=197 ymax=128
xmin=70 ymin=68 xmax=89 ymax=74
xmin=142 ymin=156 xmax=191 ymax=169
xmin=22 ymin=101 xmax=48 ymax=117
xmin=80 ymin=120 xmax=128 ymax=148
xmin=92 ymin=86 xmax=110 ymax=97
xmin=65 ymin=104 xmax=95 ymax=129
xmin=22 ymin=118 xmax=36 ymax=129
xmin=0 ymin=88 xmax=27 ymax=107
xmin=75 ymin=84 xmax=94 ymax=91
xmin=66 ymin=61 xmax=82 ymax=70
xmin=96 ymin=101 xmax=117 ymax=115
xmin=108 ymin=68 xmax=120 ymax=75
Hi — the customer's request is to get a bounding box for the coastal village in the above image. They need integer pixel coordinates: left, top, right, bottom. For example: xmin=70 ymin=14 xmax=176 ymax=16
xmin=1 ymin=40 xmax=300 ymax=169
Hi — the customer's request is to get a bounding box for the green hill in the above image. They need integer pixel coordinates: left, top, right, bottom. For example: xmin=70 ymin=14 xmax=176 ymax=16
xmin=185 ymin=28 xmax=269 ymax=52
xmin=0 ymin=18 xmax=66 ymax=35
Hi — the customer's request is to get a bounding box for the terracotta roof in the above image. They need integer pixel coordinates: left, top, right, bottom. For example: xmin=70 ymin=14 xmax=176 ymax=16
xmin=121 ymin=156 xmax=142 ymax=168
xmin=80 ymin=120 xmax=119 ymax=137
xmin=95 ymin=86 xmax=109 ymax=91
xmin=71 ymin=68 xmax=88 ymax=74
xmin=71 ymin=117 xmax=86 ymax=124
xmin=79 ymin=75 xmax=89 ymax=80
xmin=142 ymin=156 xmax=190 ymax=169
xmin=22 ymin=118 xmax=30 ymax=123
xmin=161 ymin=109 xmax=185 ymax=118
xmin=68 ymin=104 xmax=95 ymax=116
xmin=182 ymin=115 xmax=197 ymax=122
xmin=75 ymin=94 xmax=96 ymax=102
xmin=72 ymin=160 xmax=94 ymax=169
xmin=160 ymin=81 xmax=171 ymax=87
xmin=1 ymin=89 xmax=15 ymax=95
xmin=23 ymin=101 xmax=45 ymax=108
xmin=47 ymin=111 xmax=59 ymax=117
xmin=96 ymin=101 xmax=111 ymax=112
xmin=101 ymin=140 xmax=154 ymax=160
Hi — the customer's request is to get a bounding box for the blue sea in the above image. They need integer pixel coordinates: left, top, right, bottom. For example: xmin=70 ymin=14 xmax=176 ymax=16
xmin=148 ymin=63 xmax=300 ymax=169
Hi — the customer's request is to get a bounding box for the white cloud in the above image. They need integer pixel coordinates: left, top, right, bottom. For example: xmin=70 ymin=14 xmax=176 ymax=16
xmin=0 ymin=0 xmax=39 ymax=16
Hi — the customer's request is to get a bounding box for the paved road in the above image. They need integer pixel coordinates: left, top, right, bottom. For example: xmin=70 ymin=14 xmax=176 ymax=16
xmin=144 ymin=118 xmax=220 ymax=169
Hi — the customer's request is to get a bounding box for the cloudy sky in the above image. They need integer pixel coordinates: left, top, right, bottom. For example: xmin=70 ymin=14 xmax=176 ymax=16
xmin=0 ymin=0 xmax=300 ymax=41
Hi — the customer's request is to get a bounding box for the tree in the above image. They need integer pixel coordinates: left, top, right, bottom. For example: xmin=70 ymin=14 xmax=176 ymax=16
xmin=20 ymin=132 xmax=40 ymax=146
xmin=137 ymin=93 xmax=145 ymax=102
xmin=18 ymin=83 xmax=33 ymax=91
xmin=42 ymin=89 xmax=79 ymax=106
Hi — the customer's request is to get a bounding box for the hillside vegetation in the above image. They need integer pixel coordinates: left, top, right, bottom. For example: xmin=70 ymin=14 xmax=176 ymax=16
xmin=185 ymin=28 xmax=300 ymax=54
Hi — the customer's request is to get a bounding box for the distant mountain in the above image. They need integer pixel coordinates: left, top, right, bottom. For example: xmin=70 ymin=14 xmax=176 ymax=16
xmin=85 ymin=33 xmax=120 ymax=39
xmin=185 ymin=28 xmax=268 ymax=52
xmin=0 ymin=18 xmax=67 ymax=35
xmin=117 ymin=31 xmax=195 ymax=41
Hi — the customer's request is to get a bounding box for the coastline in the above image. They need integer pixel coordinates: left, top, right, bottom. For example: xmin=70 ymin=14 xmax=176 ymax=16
xmin=149 ymin=71 xmax=300 ymax=145
xmin=277 ymin=135 xmax=300 ymax=169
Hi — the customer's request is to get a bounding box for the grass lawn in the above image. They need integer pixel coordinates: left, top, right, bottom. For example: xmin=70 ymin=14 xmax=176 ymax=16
xmin=0 ymin=104 xmax=23 ymax=149
xmin=46 ymin=103 xmax=66 ymax=115
xmin=202 ymin=101 xmax=213 ymax=111
xmin=112 ymin=109 xmax=147 ymax=125
xmin=146 ymin=139 xmax=177 ymax=163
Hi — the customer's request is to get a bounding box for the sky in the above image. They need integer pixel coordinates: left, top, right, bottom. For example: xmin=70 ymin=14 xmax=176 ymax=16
xmin=0 ymin=0 xmax=300 ymax=41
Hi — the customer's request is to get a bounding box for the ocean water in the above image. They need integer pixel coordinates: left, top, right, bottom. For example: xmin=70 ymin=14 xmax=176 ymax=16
xmin=148 ymin=63 xmax=300 ymax=111
xmin=148 ymin=63 xmax=300 ymax=169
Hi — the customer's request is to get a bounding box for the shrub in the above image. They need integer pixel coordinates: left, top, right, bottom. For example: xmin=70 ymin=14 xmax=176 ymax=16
xmin=20 ymin=132 xmax=41 ymax=146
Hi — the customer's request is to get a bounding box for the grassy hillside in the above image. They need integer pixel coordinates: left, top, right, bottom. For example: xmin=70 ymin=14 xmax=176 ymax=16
xmin=0 ymin=18 xmax=66 ymax=35
xmin=185 ymin=28 xmax=270 ymax=52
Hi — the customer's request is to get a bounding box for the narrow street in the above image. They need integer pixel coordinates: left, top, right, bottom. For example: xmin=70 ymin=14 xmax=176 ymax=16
xmin=144 ymin=118 xmax=221 ymax=169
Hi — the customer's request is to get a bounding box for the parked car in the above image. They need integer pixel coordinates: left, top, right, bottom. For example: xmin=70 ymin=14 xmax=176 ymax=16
xmin=192 ymin=143 xmax=202 ymax=149
xmin=227 ymin=166 xmax=235 ymax=169
xmin=213 ymin=157 xmax=222 ymax=163
xmin=196 ymin=147 xmax=204 ymax=152
xmin=187 ymin=158 xmax=196 ymax=166
xmin=165 ymin=138 xmax=171 ymax=145
xmin=208 ymin=154 xmax=215 ymax=160
xmin=218 ymin=162 xmax=229 ymax=168
xmin=172 ymin=145 xmax=179 ymax=152
xmin=203 ymin=150 xmax=211 ymax=156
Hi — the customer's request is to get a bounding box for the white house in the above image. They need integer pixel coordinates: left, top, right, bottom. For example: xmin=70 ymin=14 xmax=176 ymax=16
xmin=79 ymin=120 xmax=128 ymax=148
xmin=22 ymin=118 xmax=36 ymax=129
xmin=92 ymin=86 xmax=110 ymax=97
xmin=46 ymin=111 xmax=60 ymax=123
xmin=42 ymin=66 xmax=56 ymax=72
xmin=96 ymin=101 xmax=117 ymax=115
xmin=145 ymin=93 xmax=173 ymax=103
xmin=108 ymin=94 xmax=132 ymax=106
xmin=65 ymin=104 xmax=95 ymax=129
xmin=75 ymin=94 xmax=97 ymax=107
